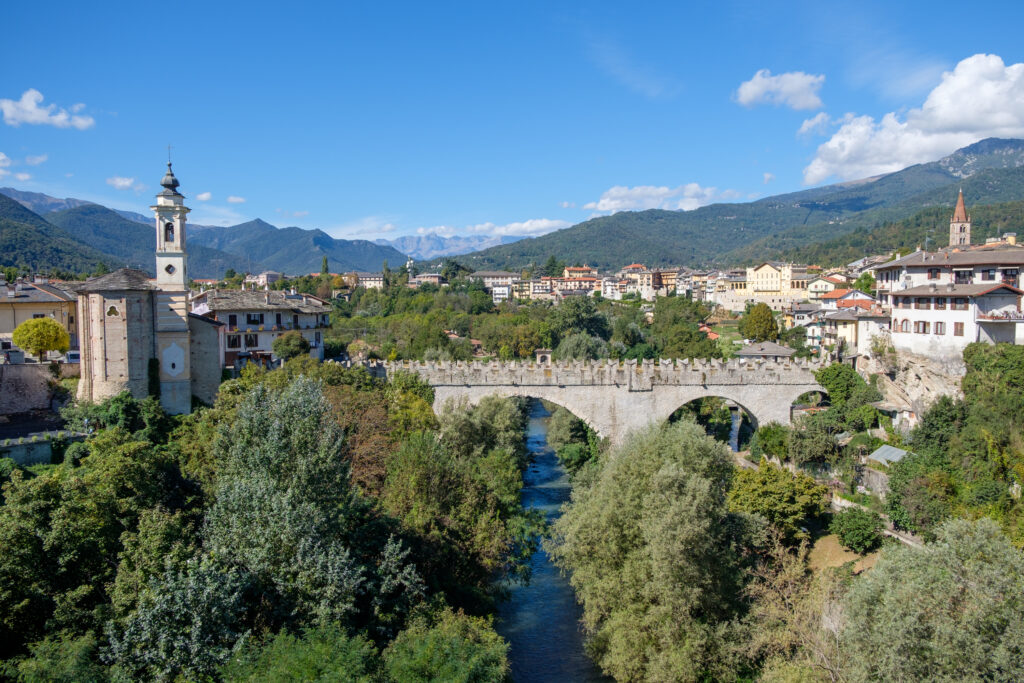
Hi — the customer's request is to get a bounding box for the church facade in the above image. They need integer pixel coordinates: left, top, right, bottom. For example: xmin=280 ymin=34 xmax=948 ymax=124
xmin=74 ymin=164 xmax=223 ymax=414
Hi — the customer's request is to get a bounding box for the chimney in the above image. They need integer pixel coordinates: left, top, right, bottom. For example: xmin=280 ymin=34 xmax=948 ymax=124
xmin=5 ymin=284 xmax=14 ymax=298
xmin=1006 ymin=232 xmax=1018 ymax=246
xmin=264 ymin=291 xmax=270 ymax=304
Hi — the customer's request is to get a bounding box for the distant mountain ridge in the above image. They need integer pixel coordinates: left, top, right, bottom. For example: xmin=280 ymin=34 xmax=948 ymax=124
xmin=452 ymin=138 xmax=1024 ymax=271
xmin=0 ymin=189 xmax=409 ymax=277
xmin=376 ymin=233 xmax=523 ymax=260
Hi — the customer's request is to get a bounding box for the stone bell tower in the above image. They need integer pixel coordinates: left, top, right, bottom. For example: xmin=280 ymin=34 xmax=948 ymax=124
xmin=149 ymin=163 xmax=192 ymax=414
xmin=949 ymin=188 xmax=971 ymax=247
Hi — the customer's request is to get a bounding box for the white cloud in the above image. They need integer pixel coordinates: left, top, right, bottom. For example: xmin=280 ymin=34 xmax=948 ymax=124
xmin=804 ymin=54 xmax=1024 ymax=184
xmin=736 ymin=69 xmax=825 ymax=110
xmin=763 ymin=172 xmax=775 ymax=184
xmin=25 ymin=154 xmax=47 ymax=166
xmin=106 ymin=176 xmax=137 ymax=190
xmin=195 ymin=191 xmax=212 ymax=201
xmin=797 ymin=112 xmax=832 ymax=137
xmin=560 ymin=201 xmax=576 ymax=209
xmin=189 ymin=205 xmax=248 ymax=226
xmin=583 ymin=183 xmax=732 ymax=213
xmin=0 ymin=152 xmax=9 ymax=178
xmin=0 ymin=89 xmax=94 ymax=129
xmin=14 ymin=172 xmax=30 ymax=181
xmin=226 ymin=195 xmax=245 ymax=204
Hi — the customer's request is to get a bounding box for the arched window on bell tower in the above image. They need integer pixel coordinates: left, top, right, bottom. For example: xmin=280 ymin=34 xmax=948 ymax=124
xmin=165 ymin=222 xmax=174 ymax=243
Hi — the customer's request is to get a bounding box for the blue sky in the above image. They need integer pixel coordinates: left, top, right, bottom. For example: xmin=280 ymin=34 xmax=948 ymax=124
xmin=3 ymin=1 xmax=1024 ymax=240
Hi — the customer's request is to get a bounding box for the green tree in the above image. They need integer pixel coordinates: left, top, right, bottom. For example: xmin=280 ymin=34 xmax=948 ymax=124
xmin=203 ymin=378 xmax=379 ymax=626
xmin=738 ymin=302 xmax=779 ymax=342
xmin=271 ymin=330 xmax=311 ymax=360
xmin=548 ymin=421 xmax=755 ymax=681
xmin=728 ymin=464 xmax=827 ymax=542
xmin=221 ymin=623 xmax=378 ymax=682
xmin=383 ymin=608 xmax=509 ymax=683
xmin=554 ymin=332 xmax=608 ymax=360
xmin=106 ymin=559 xmax=252 ymax=682
xmin=12 ymin=317 xmax=70 ymax=360
xmin=321 ymin=255 xmax=329 ymax=275
xmin=852 ymin=271 xmax=875 ymax=295
xmin=8 ymin=632 xmax=107 ymax=683
xmin=750 ymin=422 xmax=790 ymax=461
xmin=813 ymin=362 xmax=863 ymax=409
xmin=842 ymin=518 xmax=1024 ymax=682
xmin=830 ymin=507 xmax=883 ymax=554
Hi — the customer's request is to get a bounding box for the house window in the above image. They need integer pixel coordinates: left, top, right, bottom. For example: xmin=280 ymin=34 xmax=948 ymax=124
xmin=952 ymin=297 xmax=969 ymax=311
xmin=69 ymin=315 xmax=74 ymax=324
xmin=228 ymin=314 xmax=237 ymax=327
xmin=32 ymin=313 xmax=45 ymax=319
xmin=244 ymin=333 xmax=259 ymax=348
xmin=955 ymin=270 xmax=971 ymax=284
xmin=934 ymin=297 xmax=946 ymax=310
xmin=275 ymin=313 xmax=282 ymax=326
xmin=954 ymin=322 xmax=965 ymax=336
xmin=293 ymin=314 xmax=299 ymax=328
xmin=934 ymin=322 xmax=946 ymax=335
xmin=315 ymin=331 xmax=321 ymax=344
xmin=900 ymin=319 xmax=909 ymax=333
xmin=227 ymin=334 xmax=241 ymax=349
xmin=914 ymin=321 xmax=930 ymax=334
xmin=246 ymin=313 xmax=264 ymax=326
xmin=915 ymin=297 xmax=931 ymax=310
xmin=1 ymin=340 xmax=11 ymax=350
xmin=1003 ymin=269 xmax=1019 ymax=286
xmin=982 ymin=269 xmax=996 ymax=281
xmin=928 ymin=268 xmax=940 ymax=280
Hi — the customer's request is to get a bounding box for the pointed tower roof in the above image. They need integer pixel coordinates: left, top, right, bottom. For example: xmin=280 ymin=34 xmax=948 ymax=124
xmin=952 ymin=188 xmax=969 ymax=222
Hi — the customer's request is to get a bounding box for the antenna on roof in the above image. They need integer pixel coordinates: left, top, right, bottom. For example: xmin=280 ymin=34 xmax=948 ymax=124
xmin=167 ymin=144 xmax=172 ymax=164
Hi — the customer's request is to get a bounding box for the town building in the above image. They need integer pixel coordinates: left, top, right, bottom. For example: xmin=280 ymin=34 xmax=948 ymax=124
xmin=819 ymin=288 xmax=875 ymax=310
xmin=191 ymin=288 xmax=331 ymax=366
xmin=244 ymin=270 xmax=283 ymax=287
xmin=74 ymin=164 xmax=223 ymax=413
xmin=1 ymin=277 xmax=78 ymax=354
xmin=354 ymin=272 xmax=385 ymax=289
xmin=469 ymin=270 xmax=518 ymax=290
xmin=562 ymin=265 xmax=598 ymax=278
xmin=734 ymin=341 xmax=796 ymax=361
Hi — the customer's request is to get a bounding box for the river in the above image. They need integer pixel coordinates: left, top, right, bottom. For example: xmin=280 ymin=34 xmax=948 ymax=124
xmin=495 ymin=399 xmax=609 ymax=682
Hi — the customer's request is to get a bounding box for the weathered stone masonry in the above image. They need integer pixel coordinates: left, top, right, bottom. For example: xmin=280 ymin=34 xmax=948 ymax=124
xmin=357 ymin=357 xmax=827 ymax=446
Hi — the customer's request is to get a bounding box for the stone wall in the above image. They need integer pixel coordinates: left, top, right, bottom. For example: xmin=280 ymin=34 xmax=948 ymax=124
xmin=189 ymin=316 xmax=222 ymax=405
xmin=0 ymin=364 xmax=54 ymax=415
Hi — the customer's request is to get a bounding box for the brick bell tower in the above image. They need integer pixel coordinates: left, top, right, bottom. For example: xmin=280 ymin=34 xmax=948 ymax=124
xmin=149 ymin=162 xmax=192 ymax=414
xmin=949 ymin=188 xmax=971 ymax=247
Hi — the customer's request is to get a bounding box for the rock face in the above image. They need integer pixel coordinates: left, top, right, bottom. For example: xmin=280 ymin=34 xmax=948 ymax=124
xmin=861 ymin=350 xmax=964 ymax=419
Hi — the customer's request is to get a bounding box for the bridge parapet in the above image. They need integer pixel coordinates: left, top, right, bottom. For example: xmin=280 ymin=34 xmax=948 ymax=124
xmin=345 ymin=356 xmax=829 ymax=390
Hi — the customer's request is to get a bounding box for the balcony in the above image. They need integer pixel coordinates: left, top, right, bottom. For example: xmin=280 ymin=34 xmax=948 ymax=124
xmin=976 ymin=310 xmax=1024 ymax=323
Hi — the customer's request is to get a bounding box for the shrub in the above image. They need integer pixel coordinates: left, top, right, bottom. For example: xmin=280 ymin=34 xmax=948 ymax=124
xmin=830 ymin=507 xmax=883 ymax=554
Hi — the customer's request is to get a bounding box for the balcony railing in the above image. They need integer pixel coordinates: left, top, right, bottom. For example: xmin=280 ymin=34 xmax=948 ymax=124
xmin=976 ymin=310 xmax=1024 ymax=322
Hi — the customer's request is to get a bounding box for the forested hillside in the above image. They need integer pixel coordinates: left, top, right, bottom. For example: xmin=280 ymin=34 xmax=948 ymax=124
xmin=452 ymin=138 xmax=1024 ymax=270
xmin=0 ymin=194 xmax=110 ymax=274
xmin=778 ymin=199 xmax=1024 ymax=266
xmin=47 ymin=204 xmax=251 ymax=278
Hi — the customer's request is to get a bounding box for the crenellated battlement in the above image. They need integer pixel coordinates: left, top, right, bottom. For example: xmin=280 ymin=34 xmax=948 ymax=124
xmin=338 ymin=356 xmax=827 ymax=390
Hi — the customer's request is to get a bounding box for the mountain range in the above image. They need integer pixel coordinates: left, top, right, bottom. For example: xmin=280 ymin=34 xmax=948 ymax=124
xmin=447 ymin=138 xmax=1024 ymax=271
xmin=6 ymin=138 xmax=1024 ymax=279
xmin=376 ymin=233 xmax=524 ymax=261
xmin=0 ymin=190 xmax=408 ymax=277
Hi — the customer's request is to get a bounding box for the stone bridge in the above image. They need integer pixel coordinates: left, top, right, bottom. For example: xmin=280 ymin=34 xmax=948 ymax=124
xmin=366 ymin=357 xmax=827 ymax=446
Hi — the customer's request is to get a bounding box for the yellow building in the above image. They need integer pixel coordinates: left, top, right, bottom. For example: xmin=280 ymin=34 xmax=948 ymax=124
xmin=745 ymin=262 xmax=809 ymax=296
xmin=1 ymin=279 xmax=78 ymax=353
